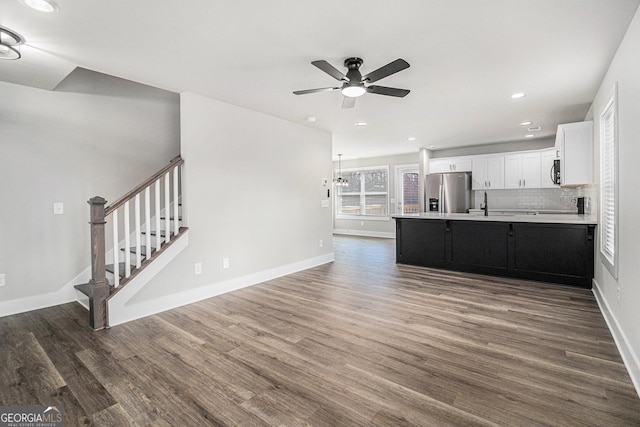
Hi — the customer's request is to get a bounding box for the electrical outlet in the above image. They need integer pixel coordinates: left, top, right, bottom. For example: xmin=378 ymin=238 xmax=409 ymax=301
xmin=53 ymin=202 xmax=64 ymax=215
xmin=223 ymin=258 xmax=230 ymax=269
xmin=360 ymin=221 xmax=364 ymax=226
xmin=194 ymin=263 xmax=202 ymax=275
xmin=319 ymin=239 xmax=323 ymax=248
xmin=0 ymin=274 xmax=5 ymax=287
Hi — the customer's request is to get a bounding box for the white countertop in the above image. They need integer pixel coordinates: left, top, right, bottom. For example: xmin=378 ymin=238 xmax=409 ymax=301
xmin=392 ymin=212 xmax=597 ymax=225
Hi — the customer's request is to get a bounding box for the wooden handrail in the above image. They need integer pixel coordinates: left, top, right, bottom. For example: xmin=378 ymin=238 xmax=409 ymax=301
xmin=105 ymin=156 xmax=183 ymax=216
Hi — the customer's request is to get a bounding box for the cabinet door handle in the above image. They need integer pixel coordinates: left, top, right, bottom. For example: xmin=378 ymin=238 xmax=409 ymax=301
xmin=488 ymin=181 xmax=491 ymax=188
xmin=523 ymin=179 xmax=526 ymax=187
xmin=519 ymin=179 xmax=522 ymax=187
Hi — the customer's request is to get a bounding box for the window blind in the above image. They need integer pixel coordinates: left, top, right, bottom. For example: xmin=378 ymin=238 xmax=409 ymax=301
xmin=600 ymin=93 xmax=617 ymax=273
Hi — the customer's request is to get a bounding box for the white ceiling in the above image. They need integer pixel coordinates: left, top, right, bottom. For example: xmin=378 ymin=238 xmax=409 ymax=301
xmin=1 ymin=0 xmax=638 ymax=160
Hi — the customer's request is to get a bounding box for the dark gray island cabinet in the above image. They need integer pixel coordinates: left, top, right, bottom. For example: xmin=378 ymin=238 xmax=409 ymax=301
xmin=394 ymin=214 xmax=596 ymax=288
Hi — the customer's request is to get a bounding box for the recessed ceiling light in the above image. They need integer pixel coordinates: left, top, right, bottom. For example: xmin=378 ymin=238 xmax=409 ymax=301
xmin=354 ymin=121 xmax=367 ymax=127
xmin=519 ymin=121 xmax=533 ymax=126
xmin=427 ymin=145 xmax=436 ymax=149
xmin=527 ymin=126 xmax=541 ymax=132
xmin=407 ymin=137 xmax=416 ymax=142
xmin=510 ymin=92 xmax=526 ymax=99
xmin=20 ymin=0 xmax=58 ymax=13
xmin=525 ymin=134 xmax=535 ymax=138
xmin=306 ymin=116 xmax=317 ymax=123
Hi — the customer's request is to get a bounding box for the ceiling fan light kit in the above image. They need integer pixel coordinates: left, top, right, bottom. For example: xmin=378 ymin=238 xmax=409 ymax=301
xmin=20 ymin=0 xmax=58 ymax=13
xmin=0 ymin=26 xmax=24 ymax=60
xmin=294 ymin=57 xmax=410 ymax=109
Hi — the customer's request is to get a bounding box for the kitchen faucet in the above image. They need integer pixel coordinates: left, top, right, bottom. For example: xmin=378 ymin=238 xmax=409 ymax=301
xmin=483 ymin=191 xmax=488 ymax=216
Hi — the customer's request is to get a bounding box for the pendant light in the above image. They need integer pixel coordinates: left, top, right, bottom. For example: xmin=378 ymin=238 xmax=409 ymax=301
xmin=334 ymin=154 xmax=348 ymax=187
xmin=0 ymin=26 xmax=24 ymax=60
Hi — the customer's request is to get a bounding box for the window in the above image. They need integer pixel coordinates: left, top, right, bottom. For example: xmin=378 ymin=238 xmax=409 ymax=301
xmin=600 ymin=84 xmax=618 ymax=278
xmin=336 ymin=166 xmax=389 ymax=218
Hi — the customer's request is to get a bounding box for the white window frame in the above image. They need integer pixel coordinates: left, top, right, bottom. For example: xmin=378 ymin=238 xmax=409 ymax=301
xmin=395 ymin=163 xmax=419 ymax=214
xmin=335 ymin=165 xmax=390 ymax=221
xmin=599 ymin=83 xmax=618 ymax=278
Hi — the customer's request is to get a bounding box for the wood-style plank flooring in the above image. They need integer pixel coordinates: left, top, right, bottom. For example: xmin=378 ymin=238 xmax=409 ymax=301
xmin=1 ymin=235 xmax=639 ymax=426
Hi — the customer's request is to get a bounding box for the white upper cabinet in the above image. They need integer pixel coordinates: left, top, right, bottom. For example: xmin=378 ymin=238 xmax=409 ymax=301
xmin=555 ymin=121 xmax=593 ymax=186
xmin=540 ymin=148 xmax=559 ymax=188
xmin=472 ymin=156 xmax=504 ymax=190
xmin=429 ymin=157 xmax=472 ymax=173
xmin=504 ymin=152 xmax=541 ymax=188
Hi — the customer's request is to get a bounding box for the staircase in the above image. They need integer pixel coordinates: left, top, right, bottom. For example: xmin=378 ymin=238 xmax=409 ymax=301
xmin=75 ymin=156 xmax=188 ymax=330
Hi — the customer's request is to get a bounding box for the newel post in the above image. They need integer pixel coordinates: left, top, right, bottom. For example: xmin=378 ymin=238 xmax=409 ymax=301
xmin=88 ymin=196 xmax=110 ymax=330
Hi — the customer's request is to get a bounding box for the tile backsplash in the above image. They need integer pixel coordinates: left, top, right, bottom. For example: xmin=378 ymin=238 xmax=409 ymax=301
xmin=473 ymin=185 xmax=597 ymax=214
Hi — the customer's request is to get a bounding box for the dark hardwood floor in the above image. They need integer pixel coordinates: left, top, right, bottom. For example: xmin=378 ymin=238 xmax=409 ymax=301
xmin=1 ymin=235 xmax=639 ymax=426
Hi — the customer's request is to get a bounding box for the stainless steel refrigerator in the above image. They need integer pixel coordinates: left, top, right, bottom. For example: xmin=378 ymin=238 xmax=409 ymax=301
xmin=425 ymin=172 xmax=472 ymax=213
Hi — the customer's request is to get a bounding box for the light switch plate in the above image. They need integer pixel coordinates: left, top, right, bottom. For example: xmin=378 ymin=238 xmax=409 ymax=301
xmin=0 ymin=274 xmax=5 ymax=287
xmin=321 ymin=200 xmax=330 ymax=208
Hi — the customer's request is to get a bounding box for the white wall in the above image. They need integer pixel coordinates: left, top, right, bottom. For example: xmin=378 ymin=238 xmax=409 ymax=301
xmin=126 ymin=92 xmax=333 ymax=304
xmin=0 ymin=77 xmax=179 ymax=306
xmin=432 ymin=137 xmax=555 ymax=158
xmin=333 ymin=152 xmax=417 ymax=238
xmin=589 ymin=7 xmax=640 ymax=392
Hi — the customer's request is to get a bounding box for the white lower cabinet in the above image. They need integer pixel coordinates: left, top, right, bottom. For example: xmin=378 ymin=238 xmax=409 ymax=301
xmin=505 ymin=152 xmax=540 ymax=189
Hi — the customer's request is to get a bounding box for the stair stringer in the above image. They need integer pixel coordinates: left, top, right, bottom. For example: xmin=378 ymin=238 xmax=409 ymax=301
xmin=107 ymin=230 xmax=189 ymax=327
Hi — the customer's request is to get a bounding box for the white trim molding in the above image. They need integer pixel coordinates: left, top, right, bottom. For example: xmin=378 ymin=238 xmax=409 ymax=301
xmin=0 ymin=266 xmax=90 ymax=318
xmin=108 ymin=249 xmax=335 ymax=327
xmin=592 ymin=279 xmax=640 ymax=398
xmin=333 ymin=229 xmax=395 ymax=239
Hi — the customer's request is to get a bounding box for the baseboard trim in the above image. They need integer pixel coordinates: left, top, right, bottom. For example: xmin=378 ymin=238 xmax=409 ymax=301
xmin=108 ymin=231 xmax=190 ymax=326
xmin=333 ymin=229 xmax=395 ymax=239
xmin=592 ymin=278 xmax=640 ymax=398
xmin=107 ymin=252 xmax=335 ymax=327
xmin=0 ymin=266 xmax=90 ymax=318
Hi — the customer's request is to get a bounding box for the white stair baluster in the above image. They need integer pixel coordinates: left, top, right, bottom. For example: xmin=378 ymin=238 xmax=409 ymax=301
xmin=155 ymin=179 xmax=161 ymax=251
xmin=145 ymin=186 xmax=151 ymax=261
xmin=124 ymin=201 xmax=131 ymax=278
xmin=173 ymin=165 xmax=179 ymax=236
xmin=164 ymin=172 xmax=170 ymax=244
xmin=134 ymin=193 xmax=141 ymax=269
xmin=112 ymin=210 xmax=119 ymax=288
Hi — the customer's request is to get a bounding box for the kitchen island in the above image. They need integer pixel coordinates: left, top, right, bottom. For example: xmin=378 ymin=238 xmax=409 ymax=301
xmin=393 ymin=213 xmax=597 ymax=288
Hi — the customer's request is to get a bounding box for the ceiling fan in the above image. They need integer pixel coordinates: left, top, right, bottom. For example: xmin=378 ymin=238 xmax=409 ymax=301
xmin=293 ymin=57 xmax=410 ymax=109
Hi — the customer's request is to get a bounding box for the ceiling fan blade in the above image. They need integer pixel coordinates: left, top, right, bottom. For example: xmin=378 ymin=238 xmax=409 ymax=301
xmin=311 ymin=60 xmax=348 ymax=81
xmin=342 ymin=96 xmax=356 ymax=109
xmin=362 ymin=59 xmax=410 ymax=83
xmin=366 ymin=85 xmax=410 ymax=97
xmin=293 ymin=87 xmax=341 ymax=95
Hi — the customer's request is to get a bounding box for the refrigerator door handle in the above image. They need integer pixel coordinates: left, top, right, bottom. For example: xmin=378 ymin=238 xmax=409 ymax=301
xmin=439 ymin=184 xmax=444 ymax=213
